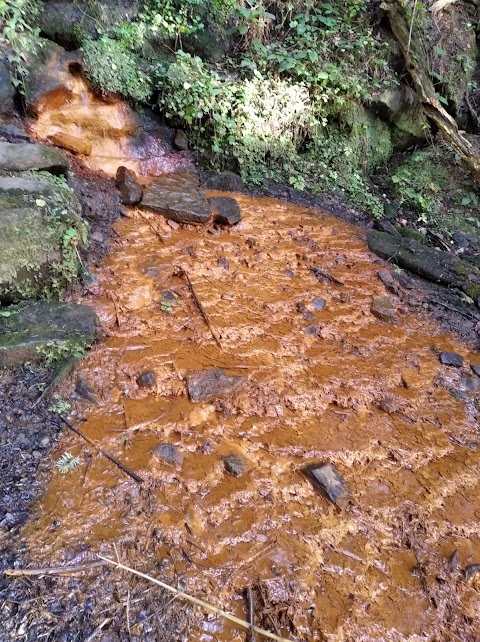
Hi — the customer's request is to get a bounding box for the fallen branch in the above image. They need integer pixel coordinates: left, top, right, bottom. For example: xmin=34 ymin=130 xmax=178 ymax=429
xmin=59 ymin=415 xmax=144 ymax=484
xmin=309 ymin=266 xmax=345 ymax=286
xmin=245 ymin=586 xmax=257 ymax=642
xmin=98 ymin=555 xmax=292 ymax=642
xmin=4 ymin=560 xmax=107 ymax=577
xmin=176 ymin=266 xmax=222 ymax=348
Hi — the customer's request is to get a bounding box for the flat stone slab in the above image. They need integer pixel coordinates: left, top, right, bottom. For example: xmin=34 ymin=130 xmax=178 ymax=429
xmin=0 ymin=301 xmax=100 ymax=366
xmin=371 ymin=296 xmax=396 ymax=323
xmin=0 ymin=141 xmax=69 ymax=175
xmin=187 ymin=368 xmax=245 ymax=402
xmin=439 ymin=351 xmax=463 ymax=367
xmin=141 ymin=173 xmax=211 ymax=224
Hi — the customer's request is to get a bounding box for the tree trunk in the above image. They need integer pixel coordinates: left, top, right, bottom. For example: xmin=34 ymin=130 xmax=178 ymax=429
xmin=381 ymin=0 xmax=480 ymax=182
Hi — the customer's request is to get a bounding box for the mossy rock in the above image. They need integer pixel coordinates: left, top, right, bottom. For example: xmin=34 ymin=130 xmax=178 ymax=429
xmin=0 ymin=174 xmax=87 ymax=302
xmin=0 ymin=142 xmax=69 ymax=175
xmin=0 ymin=300 xmax=100 ymax=366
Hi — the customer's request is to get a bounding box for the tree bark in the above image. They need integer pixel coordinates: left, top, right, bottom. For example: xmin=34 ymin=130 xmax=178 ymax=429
xmin=382 ymin=0 xmax=480 ymax=182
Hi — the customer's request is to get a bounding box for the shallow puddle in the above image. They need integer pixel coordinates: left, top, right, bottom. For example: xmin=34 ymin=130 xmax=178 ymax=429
xmin=23 ymin=195 xmax=480 ymax=640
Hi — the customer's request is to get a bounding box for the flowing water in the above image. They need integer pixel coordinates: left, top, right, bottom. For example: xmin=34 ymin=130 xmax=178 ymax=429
xmin=22 ymin=194 xmax=480 ymax=640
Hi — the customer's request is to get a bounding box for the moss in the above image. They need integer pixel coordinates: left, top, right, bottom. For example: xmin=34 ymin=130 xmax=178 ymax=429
xmin=399 ymin=228 xmax=426 ymax=244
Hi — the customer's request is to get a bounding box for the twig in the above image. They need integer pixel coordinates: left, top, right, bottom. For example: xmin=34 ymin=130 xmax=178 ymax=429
xmin=33 ymin=355 xmax=81 ymax=407
xmin=176 ymin=266 xmax=222 ymax=348
xmin=110 ymin=408 xmax=169 ymax=433
xmin=246 ymin=587 xmax=257 ymax=642
xmin=59 ymin=415 xmax=144 ymax=484
xmin=309 ymin=266 xmax=345 ymax=286
xmin=98 ymin=555 xmax=292 ymax=642
xmin=4 ymin=560 xmax=107 ymax=577
xmin=138 ymin=211 xmax=165 ymax=244
xmin=84 ymin=618 xmax=112 ymax=642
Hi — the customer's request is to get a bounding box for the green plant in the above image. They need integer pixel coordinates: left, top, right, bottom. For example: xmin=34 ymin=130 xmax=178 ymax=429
xmin=160 ymin=298 xmax=174 ymax=314
xmin=0 ymin=0 xmax=43 ymax=94
xmin=48 ymin=396 xmax=72 ymax=414
xmin=140 ymin=0 xmax=205 ymax=49
xmin=36 ymin=340 xmax=88 ymax=365
xmin=55 ymin=451 xmax=81 ymax=473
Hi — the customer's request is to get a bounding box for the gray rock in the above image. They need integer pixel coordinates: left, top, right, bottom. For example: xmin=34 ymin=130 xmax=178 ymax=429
xmin=115 ymin=166 xmax=143 ymax=205
xmin=141 ymin=173 xmax=211 ymax=224
xmin=137 ymin=370 xmax=157 ymax=388
xmin=460 ymin=375 xmax=480 ymax=393
xmin=0 ymin=124 xmax=31 ymax=143
xmin=0 ymin=142 xmax=69 ymax=175
xmin=439 ymin=352 xmax=463 ymax=367
xmin=174 ymin=129 xmax=188 ymax=151
xmin=304 ymin=462 xmax=347 ymax=504
xmin=202 ymin=171 xmax=245 ymax=192
xmin=75 ymin=378 xmax=100 ymax=404
xmin=0 ymin=60 xmax=15 ymax=116
xmin=370 ymin=296 xmax=396 ymax=323
xmin=209 ymin=196 xmax=242 ymax=226
xmin=471 ymin=365 xmax=480 ymax=376
xmin=153 ymin=443 xmax=184 ymax=468
xmin=0 ymin=175 xmax=85 ymax=301
xmin=187 ymin=369 xmax=245 ymax=402
xmin=379 ymin=397 xmax=397 ymax=414
xmin=218 ymin=256 xmax=229 ymax=271
xmin=0 ymin=301 xmax=99 ymax=366
xmin=378 ymin=268 xmax=395 ymax=289
xmin=224 ymin=454 xmax=248 ymax=477
xmin=305 ymin=325 xmax=318 ymax=336
xmin=312 ymin=297 xmax=326 ymax=311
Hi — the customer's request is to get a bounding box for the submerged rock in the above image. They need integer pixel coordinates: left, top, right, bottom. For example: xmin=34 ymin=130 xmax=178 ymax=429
xmin=141 ymin=173 xmax=211 ymax=224
xmin=304 ymin=462 xmax=347 ymax=504
xmin=137 ymin=370 xmax=157 ymax=388
xmin=115 ymin=166 xmax=143 ymax=206
xmin=0 ymin=141 xmax=69 ymax=175
xmin=153 ymin=443 xmax=184 ymax=468
xmin=370 ymin=296 xmax=396 ymax=323
xmin=367 ymin=230 xmax=480 ymax=301
xmin=224 ymin=454 xmax=248 ymax=477
xmin=187 ymin=369 xmax=245 ymax=402
xmin=439 ymin=351 xmax=463 ymax=367
xmin=0 ymin=301 xmax=99 ymax=366
xmin=209 ymin=196 xmax=242 ymax=226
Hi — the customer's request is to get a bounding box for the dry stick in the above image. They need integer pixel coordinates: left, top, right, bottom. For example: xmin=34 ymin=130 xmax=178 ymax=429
xmin=98 ymin=555 xmax=292 ymax=642
xmin=84 ymin=618 xmax=112 ymax=642
xmin=138 ymin=211 xmax=166 ymax=244
xmin=59 ymin=415 xmax=144 ymax=485
xmin=110 ymin=408 xmax=169 ymax=434
xmin=4 ymin=560 xmax=107 ymax=577
xmin=246 ymin=587 xmax=257 ymax=642
xmin=177 ymin=266 xmax=222 ymax=348
xmin=310 ymin=267 xmax=345 ymax=286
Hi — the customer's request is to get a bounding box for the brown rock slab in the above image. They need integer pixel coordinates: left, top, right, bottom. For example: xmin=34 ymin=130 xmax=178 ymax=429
xmin=115 ymin=166 xmax=143 ymax=206
xmin=370 ymin=296 xmax=396 ymax=322
xmin=141 ymin=173 xmax=210 ymax=224
xmin=48 ymin=132 xmax=92 ymax=156
xmin=187 ymin=369 xmax=245 ymax=402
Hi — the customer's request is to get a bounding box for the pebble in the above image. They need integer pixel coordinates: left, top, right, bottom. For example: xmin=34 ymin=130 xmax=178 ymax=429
xmin=303 ymin=311 xmax=315 ymax=321
xmin=379 ymin=397 xmax=397 ymax=414
xmin=460 ymin=375 xmax=480 ymax=393
xmin=137 ymin=370 xmax=157 ymax=388
xmin=167 ymin=219 xmax=180 ymax=230
xmin=312 ymin=297 xmax=326 ymax=311
xmin=224 ymin=454 xmax=248 ymax=477
xmin=305 ymin=325 xmax=319 ymax=336
xmin=218 ymin=256 xmax=229 ymax=271
xmin=378 ymin=268 xmax=395 ymax=288
xmin=208 ymin=227 xmax=221 ymax=235
xmin=439 ymin=351 xmax=463 ymax=367
xmin=304 ymin=462 xmax=347 ymax=504
xmin=153 ymin=443 xmax=184 ymax=468
xmin=91 ymin=231 xmax=104 ymax=243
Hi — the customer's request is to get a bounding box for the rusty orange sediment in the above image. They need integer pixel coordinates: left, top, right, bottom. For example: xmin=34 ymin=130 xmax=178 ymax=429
xmin=23 ymin=195 xmax=480 ymax=640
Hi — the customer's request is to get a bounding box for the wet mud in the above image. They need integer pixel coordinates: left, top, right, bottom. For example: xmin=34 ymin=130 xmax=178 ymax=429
xmin=12 ymin=195 xmax=480 ymax=640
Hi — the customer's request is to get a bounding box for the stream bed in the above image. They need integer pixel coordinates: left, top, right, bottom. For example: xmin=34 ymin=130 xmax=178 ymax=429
xmin=16 ymin=192 xmax=480 ymax=640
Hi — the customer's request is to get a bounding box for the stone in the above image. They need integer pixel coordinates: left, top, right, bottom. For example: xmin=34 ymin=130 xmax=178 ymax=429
xmin=0 ymin=59 xmax=15 ymax=116
xmin=224 ymin=454 xmax=248 ymax=477
xmin=115 ymin=166 xmax=143 ymax=206
xmin=202 ymin=171 xmax=245 ymax=192
xmin=312 ymin=297 xmax=326 ymax=311
xmin=0 ymin=125 xmax=31 ymax=143
xmin=0 ymin=142 xmax=69 ymax=175
xmin=218 ymin=256 xmax=229 ymax=271
xmin=305 ymin=325 xmax=319 ymax=336
xmin=187 ymin=369 xmax=245 ymax=402
xmin=452 ymin=231 xmax=470 ymax=248
xmin=460 ymin=375 xmax=480 ymax=393
xmin=303 ymin=462 xmax=347 ymax=504
xmin=0 ymin=301 xmax=99 ymax=366
xmin=209 ymin=196 xmax=242 ymax=226
xmin=370 ymin=296 xmax=396 ymax=323
xmin=167 ymin=219 xmax=180 ymax=230
xmin=379 ymin=397 xmax=397 ymax=414
xmin=0 ymin=176 xmax=85 ymax=302
xmin=141 ymin=173 xmax=211 ymax=224
xmin=367 ymin=230 xmax=480 ymax=301
xmin=439 ymin=352 xmax=463 ymax=367
xmin=378 ymin=268 xmax=395 ymax=289
xmin=48 ymin=132 xmax=92 ymax=156
xmin=75 ymin=378 xmax=100 ymax=404
xmin=471 ymin=365 xmax=480 ymax=376
xmin=137 ymin=370 xmax=157 ymax=388
xmin=174 ymin=129 xmax=188 ymax=150
xmin=91 ymin=231 xmax=104 ymax=243
xmin=153 ymin=443 xmax=184 ymax=468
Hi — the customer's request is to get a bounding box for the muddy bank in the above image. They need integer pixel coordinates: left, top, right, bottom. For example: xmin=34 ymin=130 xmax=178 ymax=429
xmin=2 ymin=194 xmax=479 ymax=641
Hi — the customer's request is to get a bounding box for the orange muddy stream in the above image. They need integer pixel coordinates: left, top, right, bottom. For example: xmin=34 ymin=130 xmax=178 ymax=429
xmin=23 ymin=195 xmax=480 ymax=641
